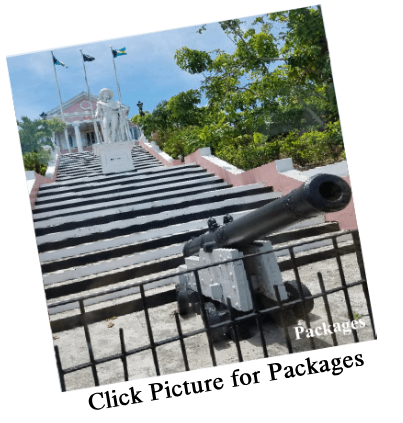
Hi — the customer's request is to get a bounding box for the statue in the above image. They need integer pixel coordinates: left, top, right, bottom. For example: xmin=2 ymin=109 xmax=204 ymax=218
xmin=95 ymin=88 xmax=128 ymax=143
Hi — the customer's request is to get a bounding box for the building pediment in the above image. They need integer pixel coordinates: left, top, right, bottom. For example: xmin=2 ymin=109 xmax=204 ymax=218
xmin=46 ymin=91 xmax=130 ymax=119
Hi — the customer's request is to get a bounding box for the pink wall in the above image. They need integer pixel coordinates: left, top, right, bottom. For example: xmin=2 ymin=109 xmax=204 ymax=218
xmin=55 ymin=99 xmax=134 ymax=123
xmin=64 ymin=99 xmax=97 ymax=114
xmin=29 ymin=154 xmax=61 ymax=209
xmin=140 ymin=142 xmax=357 ymax=230
xmin=139 ymin=139 xmax=182 ymax=166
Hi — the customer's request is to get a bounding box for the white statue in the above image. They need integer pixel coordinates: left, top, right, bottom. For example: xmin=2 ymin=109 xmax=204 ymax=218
xmin=95 ymin=88 xmax=128 ymax=143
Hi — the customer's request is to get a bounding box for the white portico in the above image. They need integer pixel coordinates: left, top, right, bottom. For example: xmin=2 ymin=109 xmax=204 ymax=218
xmin=44 ymin=92 xmax=139 ymax=153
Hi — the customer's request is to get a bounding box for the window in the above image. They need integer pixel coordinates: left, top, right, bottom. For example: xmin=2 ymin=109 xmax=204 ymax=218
xmin=86 ymin=132 xmax=96 ymax=145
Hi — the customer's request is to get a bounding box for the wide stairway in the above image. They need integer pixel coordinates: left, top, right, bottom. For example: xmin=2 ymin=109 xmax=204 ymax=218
xmin=54 ymin=145 xmax=164 ymax=181
xmin=33 ymin=146 xmax=347 ymax=328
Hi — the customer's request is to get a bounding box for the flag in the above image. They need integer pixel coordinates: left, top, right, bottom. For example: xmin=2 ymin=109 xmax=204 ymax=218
xmin=53 ymin=54 xmax=68 ymax=68
xmin=83 ymin=53 xmax=95 ymax=62
xmin=112 ymin=47 xmax=127 ymax=58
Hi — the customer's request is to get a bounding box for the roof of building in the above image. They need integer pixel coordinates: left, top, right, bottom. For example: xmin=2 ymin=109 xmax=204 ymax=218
xmin=46 ymin=91 xmax=130 ymax=116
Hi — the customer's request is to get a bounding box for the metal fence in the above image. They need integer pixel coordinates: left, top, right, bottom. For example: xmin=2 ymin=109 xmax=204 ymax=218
xmin=50 ymin=229 xmax=376 ymax=391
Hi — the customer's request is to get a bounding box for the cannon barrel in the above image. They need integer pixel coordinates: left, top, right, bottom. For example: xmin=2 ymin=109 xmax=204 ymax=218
xmin=183 ymin=173 xmax=352 ymax=257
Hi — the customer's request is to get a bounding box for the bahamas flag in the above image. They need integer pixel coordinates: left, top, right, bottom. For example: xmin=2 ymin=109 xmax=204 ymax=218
xmin=83 ymin=53 xmax=95 ymax=62
xmin=112 ymin=47 xmax=127 ymax=58
xmin=53 ymin=54 xmax=68 ymax=68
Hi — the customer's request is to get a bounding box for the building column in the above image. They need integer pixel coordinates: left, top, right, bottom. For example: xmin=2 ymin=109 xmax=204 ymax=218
xmin=72 ymin=122 xmax=83 ymax=152
xmin=126 ymin=119 xmax=133 ymax=140
xmin=63 ymin=127 xmax=71 ymax=153
xmin=51 ymin=131 xmax=60 ymax=156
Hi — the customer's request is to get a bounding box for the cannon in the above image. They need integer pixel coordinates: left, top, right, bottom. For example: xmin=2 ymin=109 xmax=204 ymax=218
xmin=174 ymin=173 xmax=352 ymax=341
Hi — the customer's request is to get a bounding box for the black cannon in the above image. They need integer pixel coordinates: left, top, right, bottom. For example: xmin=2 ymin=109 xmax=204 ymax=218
xmin=183 ymin=173 xmax=351 ymax=256
xmin=175 ymin=173 xmax=352 ymax=340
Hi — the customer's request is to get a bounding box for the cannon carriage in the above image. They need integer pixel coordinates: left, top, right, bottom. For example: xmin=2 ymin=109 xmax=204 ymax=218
xmin=174 ymin=173 xmax=352 ymax=341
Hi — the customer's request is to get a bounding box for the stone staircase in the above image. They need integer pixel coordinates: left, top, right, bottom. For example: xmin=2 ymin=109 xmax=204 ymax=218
xmin=33 ymin=146 xmax=347 ymax=328
xmin=54 ymin=145 xmax=163 ymax=181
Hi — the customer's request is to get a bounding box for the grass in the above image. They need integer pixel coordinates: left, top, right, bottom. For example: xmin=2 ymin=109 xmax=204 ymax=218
xmin=352 ymin=311 xmax=362 ymax=320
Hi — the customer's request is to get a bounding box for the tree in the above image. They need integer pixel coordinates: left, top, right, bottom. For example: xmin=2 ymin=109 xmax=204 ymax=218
xmin=17 ymin=116 xmax=66 ymax=154
xmin=132 ymin=6 xmax=345 ymax=170
xmin=23 ymin=150 xmax=52 ymax=176
xmin=18 ymin=116 xmax=66 ymax=175
xmin=167 ymin=89 xmax=202 ymax=126
xmin=45 ymin=118 xmax=67 ymax=140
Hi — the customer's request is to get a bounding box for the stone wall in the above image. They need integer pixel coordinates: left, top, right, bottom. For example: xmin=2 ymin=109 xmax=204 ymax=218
xmin=139 ymin=139 xmax=357 ymax=230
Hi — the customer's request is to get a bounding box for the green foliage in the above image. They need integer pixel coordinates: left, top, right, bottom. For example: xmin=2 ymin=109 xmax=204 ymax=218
xmin=132 ymin=6 xmax=345 ymax=171
xmin=212 ymin=129 xmax=282 ymax=170
xmin=17 ymin=116 xmax=66 ymax=154
xmin=18 ymin=116 xmax=66 ymax=175
xmin=131 ymin=112 xmax=156 ymax=139
xmin=45 ymin=117 xmax=67 ymax=135
xmin=279 ymin=121 xmax=345 ymax=167
xmin=23 ymin=149 xmax=52 ymax=176
xmin=167 ymin=90 xmax=202 ymax=126
xmin=175 ymin=47 xmax=212 ymax=74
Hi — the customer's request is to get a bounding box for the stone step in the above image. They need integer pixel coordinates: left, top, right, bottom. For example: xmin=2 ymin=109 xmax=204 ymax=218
xmin=132 ymin=155 xmax=155 ymax=160
xmin=56 ymin=151 xmax=157 ymax=168
xmin=35 ymin=191 xmax=279 ymax=252
xmin=54 ymin=150 xmax=162 ymax=179
xmin=135 ymin=163 xmax=164 ymax=169
xmin=40 ymin=218 xmax=336 ymax=277
xmin=57 ymin=161 xmax=100 ymax=170
xmin=56 ymin=168 xmax=101 ymax=178
xmin=41 ymin=162 xmax=199 ymax=191
xmin=45 ymin=255 xmax=183 ymax=307
xmin=135 ymin=163 xmax=164 ymax=170
xmin=34 ymin=175 xmax=225 ymax=214
xmin=36 ymin=164 xmax=202 ymax=197
xmin=41 ymin=227 xmax=208 ymax=274
xmin=35 ymin=169 xmax=211 ymax=204
xmin=276 ymin=222 xmax=353 ymax=263
xmin=57 ymin=157 xmax=96 ymax=163
xmin=33 ymin=181 xmax=229 ymax=221
xmin=55 ymin=148 xmax=155 ymax=163
xmin=56 ymin=158 xmax=100 ymax=169
xmin=134 ymin=163 xmax=164 ymax=170
xmin=34 ymin=184 xmax=271 ymax=236
xmin=132 ymin=156 xmax=160 ymax=163
xmin=56 ymin=153 xmax=152 ymax=165
xmin=57 ymin=157 xmax=162 ymax=177
xmin=45 ymin=224 xmax=352 ymax=318
xmin=43 ymin=242 xmax=185 ymax=285
xmin=38 ymin=210 xmax=252 ymax=264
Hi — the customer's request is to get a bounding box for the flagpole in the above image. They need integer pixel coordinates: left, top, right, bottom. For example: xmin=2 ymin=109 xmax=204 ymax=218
xmin=79 ymin=49 xmax=102 ymax=144
xmin=50 ymin=51 xmax=71 ymax=153
xmin=109 ymin=46 xmax=132 ymax=141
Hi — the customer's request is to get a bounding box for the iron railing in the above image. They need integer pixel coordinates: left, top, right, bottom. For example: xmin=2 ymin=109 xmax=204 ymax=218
xmin=50 ymin=229 xmax=376 ymax=391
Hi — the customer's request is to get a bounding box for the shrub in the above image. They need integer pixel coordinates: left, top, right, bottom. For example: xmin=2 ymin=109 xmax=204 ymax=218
xmin=279 ymin=121 xmax=345 ymax=167
xmin=23 ymin=149 xmax=52 ymax=176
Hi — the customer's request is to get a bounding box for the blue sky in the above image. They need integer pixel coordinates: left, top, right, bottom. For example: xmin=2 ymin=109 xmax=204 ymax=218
xmin=6 ymin=13 xmax=283 ymax=121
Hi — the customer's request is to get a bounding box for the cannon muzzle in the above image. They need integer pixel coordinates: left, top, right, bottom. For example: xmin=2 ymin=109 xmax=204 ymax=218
xmin=183 ymin=173 xmax=352 ymax=257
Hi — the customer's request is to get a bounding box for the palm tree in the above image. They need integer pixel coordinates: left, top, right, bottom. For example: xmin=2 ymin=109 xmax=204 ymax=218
xmin=17 ymin=116 xmax=51 ymax=154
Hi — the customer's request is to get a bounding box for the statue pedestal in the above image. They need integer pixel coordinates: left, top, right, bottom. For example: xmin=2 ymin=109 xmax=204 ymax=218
xmin=93 ymin=141 xmax=135 ymax=174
